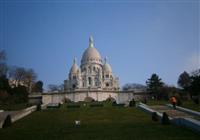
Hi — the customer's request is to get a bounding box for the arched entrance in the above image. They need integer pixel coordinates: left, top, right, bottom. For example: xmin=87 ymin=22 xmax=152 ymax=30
xmin=84 ymin=96 xmax=95 ymax=102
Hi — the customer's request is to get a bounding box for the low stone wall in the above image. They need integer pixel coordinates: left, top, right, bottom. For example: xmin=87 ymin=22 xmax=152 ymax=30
xmin=11 ymin=106 xmax=37 ymax=123
xmin=138 ymin=103 xmax=200 ymax=132
xmin=0 ymin=105 xmax=37 ymax=128
xmin=0 ymin=119 xmax=4 ymax=128
xmin=172 ymin=117 xmax=200 ymax=132
xmin=166 ymin=104 xmax=200 ymax=117
xmin=42 ymin=90 xmax=146 ymax=104
xmin=41 ymin=103 xmax=49 ymax=110
xmin=28 ymin=95 xmax=42 ymax=105
xmin=137 ymin=103 xmax=164 ymax=119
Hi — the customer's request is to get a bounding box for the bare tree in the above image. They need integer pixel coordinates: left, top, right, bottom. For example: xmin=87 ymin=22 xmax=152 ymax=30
xmin=0 ymin=50 xmax=8 ymax=76
xmin=0 ymin=50 xmax=6 ymax=61
xmin=8 ymin=67 xmax=37 ymax=93
xmin=58 ymin=84 xmax=64 ymax=92
xmin=48 ymin=84 xmax=59 ymax=92
xmin=123 ymin=83 xmax=146 ymax=91
xmin=24 ymin=69 xmax=37 ymax=93
xmin=48 ymin=84 xmax=64 ymax=92
xmin=9 ymin=66 xmax=26 ymax=86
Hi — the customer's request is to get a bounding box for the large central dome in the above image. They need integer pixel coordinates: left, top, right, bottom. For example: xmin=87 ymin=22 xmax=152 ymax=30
xmin=81 ymin=36 xmax=102 ymax=66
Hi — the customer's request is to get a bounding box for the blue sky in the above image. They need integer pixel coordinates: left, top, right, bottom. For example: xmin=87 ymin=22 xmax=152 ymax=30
xmin=0 ymin=0 xmax=199 ymax=89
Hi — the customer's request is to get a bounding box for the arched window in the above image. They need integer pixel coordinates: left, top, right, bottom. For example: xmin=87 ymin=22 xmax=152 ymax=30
xmin=72 ymin=84 xmax=76 ymax=89
xmin=83 ymin=67 xmax=86 ymax=72
xmin=88 ymin=77 xmax=92 ymax=85
xmin=72 ymin=76 xmax=76 ymax=80
xmin=106 ymin=83 xmax=109 ymax=87
xmin=88 ymin=66 xmax=92 ymax=73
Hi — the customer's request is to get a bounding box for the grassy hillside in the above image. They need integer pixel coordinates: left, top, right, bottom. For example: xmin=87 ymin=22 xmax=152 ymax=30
xmin=0 ymin=104 xmax=199 ymax=140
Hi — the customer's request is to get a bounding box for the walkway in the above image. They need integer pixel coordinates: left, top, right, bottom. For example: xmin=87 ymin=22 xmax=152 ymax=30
xmin=150 ymin=105 xmax=200 ymax=120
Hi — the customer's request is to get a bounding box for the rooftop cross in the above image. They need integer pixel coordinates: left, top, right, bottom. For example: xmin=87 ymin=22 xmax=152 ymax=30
xmin=73 ymin=57 xmax=77 ymax=64
xmin=89 ymin=36 xmax=94 ymax=48
xmin=104 ymin=57 xmax=108 ymax=64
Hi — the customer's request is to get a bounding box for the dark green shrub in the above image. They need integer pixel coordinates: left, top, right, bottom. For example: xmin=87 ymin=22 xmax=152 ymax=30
xmin=177 ymin=98 xmax=182 ymax=106
xmin=63 ymin=98 xmax=72 ymax=103
xmin=112 ymin=103 xmax=125 ymax=107
xmin=84 ymin=97 xmax=95 ymax=103
xmin=67 ymin=104 xmax=80 ymax=108
xmin=11 ymin=86 xmax=28 ymax=103
xmin=152 ymin=112 xmax=159 ymax=122
xmin=129 ymin=99 xmax=135 ymax=107
xmin=90 ymin=103 xmax=103 ymax=107
xmin=106 ymin=97 xmax=116 ymax=103
xmin=142 ymin=97 xmax=147 ymax=104
xmin=112 ymin=101 xmax=117 ymax=105
xmin=37 ymin=104 xmax=41 ymax=111
xmin=161 ymin=112 xmax=170 ymax=125
xmin=0 ymin=75 xmax=10 ymax=91
xmin=192 ymin=97 xmax=199 ymax=104
xmin=47 ymin=103 xmax=60 ymax=109
xmin=2 ymin=115 xmax=11 ymax=128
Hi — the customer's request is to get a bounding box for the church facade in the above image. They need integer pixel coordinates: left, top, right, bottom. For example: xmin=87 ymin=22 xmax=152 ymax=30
xmin=64 ymin=36 xmax=120 ymax=92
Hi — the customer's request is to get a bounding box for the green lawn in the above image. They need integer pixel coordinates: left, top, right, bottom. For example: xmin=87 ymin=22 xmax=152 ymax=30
xmin=146 ymin=100 xmax=169 ymax=106
xmin=0 ymin=104 xmax=199 ymax=140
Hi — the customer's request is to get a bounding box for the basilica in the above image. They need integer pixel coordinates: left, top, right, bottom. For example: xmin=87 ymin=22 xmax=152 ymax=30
xmin=42 ymin=37 xmax=143 ymax=104
xmin=64 ymin=36 xmax=120 ymax=91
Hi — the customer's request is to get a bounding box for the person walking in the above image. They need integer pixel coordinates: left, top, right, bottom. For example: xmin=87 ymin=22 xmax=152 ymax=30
xmin=170 ymin=96 xmax=177 ymax=109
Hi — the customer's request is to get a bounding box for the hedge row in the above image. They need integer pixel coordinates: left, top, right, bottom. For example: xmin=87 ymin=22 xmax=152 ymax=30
xmin=67 ymin=104 xmax=81 ymax=108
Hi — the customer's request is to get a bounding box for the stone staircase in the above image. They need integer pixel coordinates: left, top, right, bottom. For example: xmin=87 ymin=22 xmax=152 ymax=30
xmin=138 ymin=103 xmax=200 ymax=132
xmin=150 ymin=105 xmax=196 ymax=119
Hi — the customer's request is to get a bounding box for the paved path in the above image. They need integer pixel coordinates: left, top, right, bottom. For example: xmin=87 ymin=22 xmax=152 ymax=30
xmin=150 ymin=105 xmax=200 ymax=120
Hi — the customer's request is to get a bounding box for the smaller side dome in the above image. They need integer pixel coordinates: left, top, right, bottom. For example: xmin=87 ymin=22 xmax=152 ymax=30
xmin=70 ymin=58 xmax=79 ymax=74
xmin=103 ymin=57 xmax=112 ymax=73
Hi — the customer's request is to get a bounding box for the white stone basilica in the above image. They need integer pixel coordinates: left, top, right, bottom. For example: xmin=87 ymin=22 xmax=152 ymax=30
xmin=41 ymin=37 xmax=144 ymax=104
xmin=64 ymin=36 xmax=120 ymax=91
